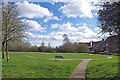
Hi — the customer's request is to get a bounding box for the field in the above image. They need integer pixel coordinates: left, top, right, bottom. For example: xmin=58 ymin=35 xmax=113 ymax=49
xmin=86 ymin=56 xmax=119 ymax=79
xmin=0 ymin=53 xmax=1 ymax=79
xmin=2 ymin=52 xmax=119 ymax=79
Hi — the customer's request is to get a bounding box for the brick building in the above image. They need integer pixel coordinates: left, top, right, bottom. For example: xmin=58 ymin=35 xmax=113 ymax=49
xmin=105 ymin=35 xmax=118 ymax=53
xmin=89 ymin=35 xmax=118 ymax=53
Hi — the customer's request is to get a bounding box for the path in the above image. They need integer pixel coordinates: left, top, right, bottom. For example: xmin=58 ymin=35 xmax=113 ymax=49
xmin=69 ymin=59 xmax=92 ymax=80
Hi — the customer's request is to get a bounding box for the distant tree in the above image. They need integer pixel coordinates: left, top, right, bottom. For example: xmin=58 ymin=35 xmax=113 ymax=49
xmin=77 ymin=44 xmax=89 ymax=53
xmin=1 ymin=2 xmax=26 ymax=62
xmin=98 ymin=1 xmax=120 ymax=54
xmin=48 ymin=42 xmax=51 ymax=48
xmin=58 ymin=43 xmax=71 ymax=53
xmin=58 ymin=42 xmax=88 ymax=53
xmin=38 ymin=42 xmax=46 ymax=52
xmin=69 ymin=42 xmax=78 ymax=53
xmin=31 ymin=45 xmax=38 ymax=52
xmin=41 ymin=42 xmax=45 ymax=47
xmin=8 ymin=41 xmax=31 ymax=52
xmin=63 ymin=34 xmax=70 ymax=44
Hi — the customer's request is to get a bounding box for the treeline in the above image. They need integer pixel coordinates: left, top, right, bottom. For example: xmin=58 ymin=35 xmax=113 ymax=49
xmin=57 ymin=42 xmax=88 ymax=53
xmin=8 ymin=41 xmax=88 ymax=53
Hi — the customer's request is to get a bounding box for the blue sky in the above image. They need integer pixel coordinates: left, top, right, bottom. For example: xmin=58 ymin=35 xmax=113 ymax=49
xmin=12 ymin=0 xmax=117 ymax=47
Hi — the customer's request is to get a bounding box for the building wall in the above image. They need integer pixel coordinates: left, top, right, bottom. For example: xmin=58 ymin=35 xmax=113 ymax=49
xmin=105 ymin=35 xmax=118 ymax=53
xmin=89 ymin=35 xmax=118 ymax=53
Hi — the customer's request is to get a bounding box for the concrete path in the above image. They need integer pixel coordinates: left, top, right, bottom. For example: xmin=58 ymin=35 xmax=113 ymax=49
xmin=69 ymin=59 xmax=92 ymax=80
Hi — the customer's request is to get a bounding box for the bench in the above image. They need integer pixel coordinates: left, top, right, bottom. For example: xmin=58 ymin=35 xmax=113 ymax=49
xmin=55 ymin=56 xmax=64 ymax=60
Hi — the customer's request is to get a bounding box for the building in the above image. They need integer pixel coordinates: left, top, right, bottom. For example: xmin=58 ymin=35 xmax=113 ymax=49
xmin=89 ymin=35 xmax=118 ymax=53
xmin=105 ymin=35 xmax=118 ymax=53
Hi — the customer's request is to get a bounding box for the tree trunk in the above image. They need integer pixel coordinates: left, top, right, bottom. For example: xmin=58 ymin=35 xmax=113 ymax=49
xmin=5 ymin=41 xmax=9 ymax=62
xmin=2 ymin=42 xmax=5 ymax=58
xmin=118 ymin=28 xmax=120 ymax=55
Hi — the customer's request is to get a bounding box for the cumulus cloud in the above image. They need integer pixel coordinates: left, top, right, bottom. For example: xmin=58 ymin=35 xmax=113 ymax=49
xmin=88 ymin=0 xmax=120 ymax=4
xmin=43 ymin=16 xmax=59 ymax=22
xmin=51 ymin=23 xmax=60 ymax=29
xmin=24 ymin=22 xmax=103 ymax=47
xmin=25 ymin=20 xmax=45 ymax=32
xmin=60 ymin=0 xmax=94 ymax=18
xmin=24 ymin=31 xmax=63 ymax=47
xmin=16 ymin=1 xmax=53 ymax=18
xmin=16 ymin=1 xmax=59 ymax=22
xmin=59 ymin=0 xmax=119 ymax=18
xmin=60 ymin=22 xmax=79 ymax=32
xmin=51 ymin=22 xmax=79 ymax=33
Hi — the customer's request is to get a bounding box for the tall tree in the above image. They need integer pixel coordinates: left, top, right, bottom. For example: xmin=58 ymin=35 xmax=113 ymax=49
xmin=98 ymin=1 xmax=120 ymax=54
xmin=48 ymin=42 xmax=51 ymax=48
xmin=1 ymin=2 xmax=26 ymax=62
xmin=0 ymin=2 xmax=2 ymax=52
xmin=63 ymin=34 xmax=70 ymax=44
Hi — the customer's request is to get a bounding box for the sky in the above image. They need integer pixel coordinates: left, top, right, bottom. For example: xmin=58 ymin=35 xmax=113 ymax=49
xmin=7 ymin=0 xmax=119 ymax=47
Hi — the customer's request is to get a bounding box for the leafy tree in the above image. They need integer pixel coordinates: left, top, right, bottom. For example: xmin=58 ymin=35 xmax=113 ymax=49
xmin=1 ymin=2 xmax=26 ymax=62
xmin=98 ymin=1 xmax=120 ymax=54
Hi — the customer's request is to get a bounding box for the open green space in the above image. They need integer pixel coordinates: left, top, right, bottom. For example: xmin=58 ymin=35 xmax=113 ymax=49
xmin=2 ymin=52 xmax=119 ymax=79
xmin=0 ymin=52 xmax=2 ymax=79
xmin=86 ymin=56 xmax=119 ymax=79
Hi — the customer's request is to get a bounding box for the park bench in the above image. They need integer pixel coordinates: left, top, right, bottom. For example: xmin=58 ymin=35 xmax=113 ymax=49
xmin=55 ymin=56 xmax=64 ymax=60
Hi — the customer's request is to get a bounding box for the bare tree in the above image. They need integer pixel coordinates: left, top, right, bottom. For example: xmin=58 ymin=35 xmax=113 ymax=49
xmin=63 ymin=34 xmax=70 ymax=44
xmin=0 ymin=2 xmax=2 ymax=52
xmin=1 ymin=2 xmax=26 ymax=62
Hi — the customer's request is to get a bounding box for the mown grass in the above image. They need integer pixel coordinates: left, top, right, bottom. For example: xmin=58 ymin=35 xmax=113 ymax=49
xmin=0 ymin=52 xmax=2 ymax=79
xmin=2 ymin=52 xmax=81 ymax=78
xmin=86 ymin=56 xmax=119 ymax=79
xmin=2 ymin=52 xmax=118 ymax=79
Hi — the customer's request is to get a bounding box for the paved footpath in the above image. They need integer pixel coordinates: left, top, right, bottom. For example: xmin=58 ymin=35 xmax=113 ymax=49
xmin=69 ymin=59 xmax=92 ymax=80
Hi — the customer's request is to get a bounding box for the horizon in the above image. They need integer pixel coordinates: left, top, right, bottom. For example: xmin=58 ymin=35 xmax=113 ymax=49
xmin=4 ymin=0 xmax=117 ymax=47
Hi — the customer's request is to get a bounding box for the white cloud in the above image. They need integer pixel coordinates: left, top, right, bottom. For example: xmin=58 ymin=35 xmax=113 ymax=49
xmin=25 ymin=20 xmax=45 ymax=32
xmin=94 ymin=27 xmax=102 ymax=32
xmin=60 ymin=0 xmax=94 ymax=18
xmin=44 ymin=16 xmax=59 ymax=22
xmin=16 ymin=1 xmax=53 ymax=18
xmin=51 ymin=22 xmax=79 ymax=33
xmin=59 ymin=0 xmax=119 ymax=18
xmin=88 ymin=0 xmax=120 ymax=4
xmin=24 ymin=31 xmax=63 ymax=47
xmin=51 ymin=23 xmax=60 ymax=29
xmin=60 ymin=22 xmax=79 ymax=32
xmin=24 ymin=20 xmax=104 ymax=47
xmin=16 ymin=1 xmax=60 ymax=22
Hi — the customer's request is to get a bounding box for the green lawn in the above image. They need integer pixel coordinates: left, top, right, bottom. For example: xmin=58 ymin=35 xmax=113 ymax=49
xmin=0 ymin=52 xmax=2 ymax=79
xmin=2 ymin=52 xmax=119 ymax=79
xmin=86 ymin=56 xmax=119 ymax=79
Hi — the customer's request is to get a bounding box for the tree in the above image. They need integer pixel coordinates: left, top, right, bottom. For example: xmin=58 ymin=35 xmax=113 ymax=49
xmin=98 ymin=1 xmax=120 ymax=54
xmin=63 ymin=34 xmax=70 ymax=44
xmin=8 ymin=40 xmax=31 ymax=52
xmin=38 ymin=42 xmax=46 ymax=52
xmin=48 ymin=42 xmax=51 ymax=48
xmin=1 ymin=2 xmax=26 ymax=62
xmin=58 ymin=43 xmax=71 ymax=53
xmin=58 ymin=42 xmax=88 ymax=53
xmin=0 ymin=2 xmax=2 ymax=52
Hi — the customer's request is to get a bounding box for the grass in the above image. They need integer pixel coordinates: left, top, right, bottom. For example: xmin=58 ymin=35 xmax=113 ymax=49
xmin=86 ymin=56 xmax=119 ymax=79
xmin=0 ymin=52 xmax=2 ymax=79
xmin=2 ymin=52 xmax=82 ymax=78
xmin=2 ymin=52 xmax=119 ymax=79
